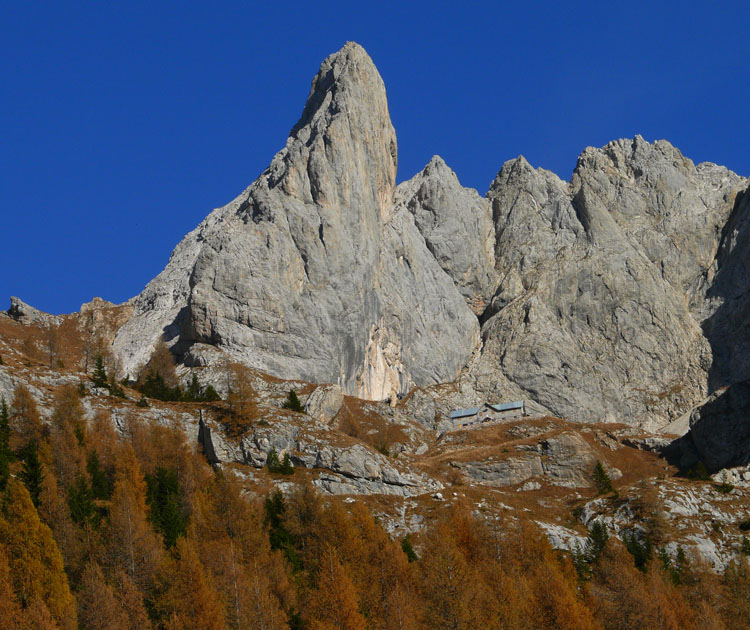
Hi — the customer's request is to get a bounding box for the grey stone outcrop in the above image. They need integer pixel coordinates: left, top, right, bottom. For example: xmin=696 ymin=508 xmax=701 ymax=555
xmin=304 ymin=385 xmax=344 ymax=424
xmin=7 ymin=297 xmax=59 ymax=325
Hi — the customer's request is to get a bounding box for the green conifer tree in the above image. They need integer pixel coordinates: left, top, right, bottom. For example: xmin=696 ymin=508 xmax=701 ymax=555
xmin=86 ymin=450 xmax=113 ymax=501
xmin=18 ymin=441 xmax=44 ymax=507
xmin=401 ymin=535 xmax=418 ymax=562
xmin=202 ymin=385 xmax=220 ymax=402
xmin=145 ymin=467 xmax=187 ymax=548
xmin=592 ymin=460 xmax=614 ymax=495
xmin=68 ymin=475 xmax=96 ymax=525
xmin=91 ymin=355 xmax=109 ymax=389
xmin=282 ymin=389 xmax=304 ymax=413
xmin=585 ymin=520 xmax=609 ymax=564
xmin=266 ymin=448 xmax=281 ymax=473
xmin=186 ymin=373 xmax=202 ymax=402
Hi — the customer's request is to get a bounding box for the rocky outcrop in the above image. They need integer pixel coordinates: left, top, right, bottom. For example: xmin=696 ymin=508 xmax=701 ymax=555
xmin=304 ymin=385 xmax=344 ymax=424
xmin=7 ymin=297 xmax=59 ymax=325
xmin=396 ymin=156 xmax=495 ymax=314
xmin=454 ymin=431 xmax=612 ymax=488
xmin=469 ymin=140 xmax=740 ymax=429
xmin=222 ymin=419 xmax=441 ymax=496
xmin=114 ymin=42 xmax=478 ymax=401
xmin=700 ymin=186 xmax=750 ymax=387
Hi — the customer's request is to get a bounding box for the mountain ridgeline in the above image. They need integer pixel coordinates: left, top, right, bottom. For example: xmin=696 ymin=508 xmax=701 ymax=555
xmin=111 ymin=42 xmax=748 ymax=430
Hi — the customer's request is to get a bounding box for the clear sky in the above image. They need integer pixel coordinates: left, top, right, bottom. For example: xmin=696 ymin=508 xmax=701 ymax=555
xmin=2 ymin=1 xmax=748 ymax=314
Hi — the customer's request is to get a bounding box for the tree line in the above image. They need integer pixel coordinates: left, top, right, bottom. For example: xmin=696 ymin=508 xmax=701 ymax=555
xmin=1 ymin=380 xmax=750 ymax=629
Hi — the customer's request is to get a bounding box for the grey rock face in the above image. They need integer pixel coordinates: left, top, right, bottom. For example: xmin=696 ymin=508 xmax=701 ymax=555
xmin=700 ymin=186 xmax=750 ymax=387
xmin=304 ymin=385 xmax=344 ymax=424
xmin=454 ymin=454 xmax=544 ymax=487
xmin=666 ymin=380 xmax=750 ymax=473
xmin=396 ymin=156 xmax=496 ymax=314
xmin=115 ymin=42 xmax=478 ymax=401
xmin=572 ymin=137 xmax=743 ymax=308
xmin=470 ymin=140 xmax=735 ymax=428
xmin=7 ymin=296 xmax=59 ymax=325
xmin=454 ymin=432 xmax=603 ymax=488
xmin=231 ymin=420 xmax=440 ymax=496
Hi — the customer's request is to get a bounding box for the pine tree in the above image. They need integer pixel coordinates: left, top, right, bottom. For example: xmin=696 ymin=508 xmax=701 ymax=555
xmin=401 ymin=535 xmax=418 ymax=562
xmin=19 ymin=441 xmax=44 ymax=507
xmin=202 ymin=385 xmax=220 ymax=402
xmin=282 ymin=389 xmax=304 ymax=413
xmin=593 ymin=460 xmax=614 ymax=495
xmin=185 ymin=373 xmax=203 ymax=401
xmin=585 ymin=520 xmax=609 ymax=564
xmin=86 ymin=450 xmax=113 ymax=501
xmin=91 ymin=355 xmax=109 ymax=389
xmin=265 ymin=490 xmax=302 ymax=572
xmin=67 ymin=474 xmax=96 ymax=526
xmin=146 ymin=466 xmax=188 ymax=549
xmin=624 ymin=531 xmax=653 ymax=572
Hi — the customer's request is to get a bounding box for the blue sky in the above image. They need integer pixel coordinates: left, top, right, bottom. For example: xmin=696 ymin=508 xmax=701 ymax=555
xmin=2 ymin=1 xmax=748 ymax=314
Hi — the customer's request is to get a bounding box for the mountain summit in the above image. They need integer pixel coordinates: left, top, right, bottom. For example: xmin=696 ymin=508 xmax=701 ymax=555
xmin=114 ymin=42 xmax=478 ymax=402
xmin=113 ymin=42 xmax=748 ymax=429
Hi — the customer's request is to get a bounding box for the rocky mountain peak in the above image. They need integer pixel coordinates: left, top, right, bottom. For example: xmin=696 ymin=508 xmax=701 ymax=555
xmin=268 ymin=41 xmax=397 ymax=214
xmin=110 ymin=43 xmax=750 ymax=432
xmin=114 ymin=41 xmax=477 ymax=401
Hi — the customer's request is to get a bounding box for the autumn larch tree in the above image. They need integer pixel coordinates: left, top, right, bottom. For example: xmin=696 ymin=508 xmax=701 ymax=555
xmin=10 ymin=383 xmax=44 ymax=447
xmin=225 ymin=362 xmax=258 ymax=435
xmin=0 ymin=398 xmax=11 ymax=491
xmin=0 ymin=479 xmax=78 ymax=629
xmin=156 ymin=537 xmax=226 ymax=630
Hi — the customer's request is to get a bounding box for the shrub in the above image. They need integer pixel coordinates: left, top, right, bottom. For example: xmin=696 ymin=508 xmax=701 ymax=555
xmin=716 ymin=473 xmax=734 ymax=494
xmin=687 ymin=461 xmax=710 ymax=480
xmin=267 ymin=449 xmax=294 ymax=475
xmin=375 ymin=441 xmax=390 ymax=457
xmin=282 ymin=389 xmax=304 ymax=413
xmin=624 ymin=531 xmax=653 ymax=572
xmin=401 ymin=535 xmax=418 ymax=562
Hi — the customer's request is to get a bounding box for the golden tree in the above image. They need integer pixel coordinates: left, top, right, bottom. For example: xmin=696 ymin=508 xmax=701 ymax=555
xmin=0 ymin=479 xmax=77 ymax=630
xmin=76 ymin=562 xmax=131 ymax=630
xmin=10 ymin=383 xmax=44 ymax=446
xmin=105 ymin=447 xmax=163 ymax=590
xmin=306 ymin=545 xmax=367 ymax=630
xmin=156 ymin=537 xmax=226 ymax=630
xmin=225 ymin=362 xmax=258 ymax=434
